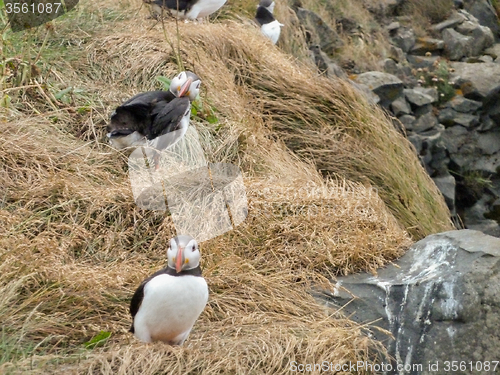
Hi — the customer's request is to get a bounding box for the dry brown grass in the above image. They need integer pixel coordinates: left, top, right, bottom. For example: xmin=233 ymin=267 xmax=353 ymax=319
xmin=1 ymin=0 xmax=452 ymax=372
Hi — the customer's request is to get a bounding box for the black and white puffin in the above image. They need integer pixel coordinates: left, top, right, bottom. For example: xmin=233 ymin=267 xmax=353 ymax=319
xmin=106 ymin=71 xmax=201 ymax=157
xmin=130 ymin=235 xmax=209 ymax=345
xmin=255 ymin=0 xmax=283 ymax=45
xmin=144 ymin=0 xmax=227 ymax=20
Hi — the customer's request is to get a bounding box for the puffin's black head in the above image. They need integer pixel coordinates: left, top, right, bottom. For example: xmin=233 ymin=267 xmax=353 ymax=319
xmin=255 ymin=6 xmax=275 ymax=25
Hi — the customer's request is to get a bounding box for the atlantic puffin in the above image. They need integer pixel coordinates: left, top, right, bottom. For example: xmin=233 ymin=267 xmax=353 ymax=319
xmin=130 ymin=235 xmax=209 ymax=345
xmin=255 ymin=0 xmax=283 ymax=45
xmin=106 ymin=71 xmax=201 ymax=160
xmin=144 ymin=0 xmax=227 ymax=20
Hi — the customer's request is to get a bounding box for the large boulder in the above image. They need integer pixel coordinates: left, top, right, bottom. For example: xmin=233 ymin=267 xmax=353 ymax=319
xmin=321 ymin=230 xmax=500 ymax=374
xmin=296 ymin=8 xmax=344 ymax=55
xmin=463 ymin=0 xmax=500 ymax=41
xmin=353 ymin=71 xmax=404 ymax=108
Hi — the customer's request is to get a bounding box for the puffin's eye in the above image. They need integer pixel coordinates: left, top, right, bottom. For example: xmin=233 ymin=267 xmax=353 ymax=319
xmin=191 ymin=246 xmax=196 ymax=252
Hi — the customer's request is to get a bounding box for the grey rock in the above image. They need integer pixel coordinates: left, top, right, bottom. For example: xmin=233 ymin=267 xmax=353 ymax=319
xmin=432 ymin=11 xmax=467 ymax=32
xmin=450 ymin=62 xmax=500 ymax=100
xmin=433 ymin=173 xmax=457 ymax=213
xmin=414 ymin=111 xmax=439 ymax=133
xmin=353 ymin=71 xmax=403 ymax=108
xmin=408 ymin=132 xmax=423 ymax=153
xmin=439 ymin=107 xmax=480 ymax=127
xmin=321 ymin=230 xmax=500 ymax=371
xmin=386 ymin=21 xmax=400 ymax=32
xmin=465 ymin=195 xmax=500 ymax=237
xmin=296 ymin=8 xmax=344 ymax=55
xmin=446 ymin=95 xmax=483 ymax=112
xmin=455 ymin=20 xmax=494 ymax=56
xmin=470 ymin=153 xmax=500 ymax=173
xmin=404 ymin=87 xmax=437 ymax=106
xmin=484 ymin=43 xmax=500 ymax=59
xmin=477 ymin=130 xmax=500 ymax=154
xmin=349 ymin=81 xmax=381 ymax=105
xmin=382 ymin=58 xmax=403 ymax=76
xmin=443 ymin=28 xmax=474 ymax=60
xmin=398 ymin=114 xmax=416 ymax=130
xmin=410 ymin=37 xmax=445 ymax=55
xmin=391 ymin=95 xmax=411 ymax=116
xmin=414 ymin=103 xmax=433 ymax=117
xmin=309 ymin=45 xmax=348 ymax=80
xmin=463 ymin=0 xmax=500 ymax=41
xmin=478 ymin=115 xmax=498 ymax=132
xmin=391 ymin=26 xmax=416 ymax=53
xmin=388 ymin=45 xmax=406 ymax=63
xmin=407 ymin=55 xmax=441 ymax=69
xmin=442 ymin=125 xmax=469 ymax=153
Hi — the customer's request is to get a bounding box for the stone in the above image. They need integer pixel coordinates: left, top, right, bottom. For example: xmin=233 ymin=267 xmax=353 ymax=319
xmin=438 ymin=107 xmax=480 ymax=127
xmin=398 ymin=114 xmax=416 ymax=130
xmin=414 ymin=111 xmax=438 ymax=133
xmin=443 ymin=28 xmax=474 ymax=60
xmin=408 ymin=132 xmax=423 ymax=153
xmin=390 ymin=26 xmax=416 ymax=53
xmin=433 ymin=173 xmax=457 ymax=213
xmin=463 ymin=0 xmax=500 ymax=41
xmin=388 ymin=45 xmax=406 ymax=63
xmin=404 ymin=88 xmax=436 ymax=106
xmin=309 ymin=45 xmax=348 ymax=79
xmin=450 ymin=62 xmax=500 ymax=100
xmin=320 ymin=230 xmax=500 ymax=370
xmin=465 ymin=196 xmax=500 ymax=237
xmin=446 ymin=95 xmax=483 ymax=112
xmin=455 ymin=20 xmax=494 ymax=56
xmin=410 ymin=37 xmax=445 ymax=55
xmin=442 ymin=125 xmax=469 ymax=153
xmin=353 ymin=71 xmax=403 ymax=108
xmin=476 ymin=130 xmax=500 ymax=154
xmin=407 ymin=55 xmax=441 ymax=69
xmin=296 ymin=8 xmax=344 ymax=55
xmin=432 ymin=11 xmax=466 ymax=32
xmin=484 ymin=43 xmax=500 ymax=59
xmin=391 ymin=96 xmax=411 ymax=116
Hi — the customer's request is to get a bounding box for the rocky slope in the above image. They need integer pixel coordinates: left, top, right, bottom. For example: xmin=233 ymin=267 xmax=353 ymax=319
xmin=289 ymin=0 xmax=500 ymax=237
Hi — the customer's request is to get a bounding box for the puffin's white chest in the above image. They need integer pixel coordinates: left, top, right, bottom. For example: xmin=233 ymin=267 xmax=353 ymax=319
xmin=107 ymin=131 xmax=146 ymax=150
xmin=186 ymin=0 xmax=227 ymax=19
xmin=133 ymin=274 xmax=208 ymax=344
xmin=261 ymin=20 xmax=283 ymax=45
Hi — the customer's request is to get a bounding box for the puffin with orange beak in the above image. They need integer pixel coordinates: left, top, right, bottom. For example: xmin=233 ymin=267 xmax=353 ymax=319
xmin=106 ymin=71 xmax=201 ymax=152
xmin=129 ymin=235 xmax=208 ymax=345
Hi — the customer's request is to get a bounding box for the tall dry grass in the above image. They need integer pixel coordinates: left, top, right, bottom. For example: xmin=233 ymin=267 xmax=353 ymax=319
xmin=1 ymin=0 xmax=451 ymax=373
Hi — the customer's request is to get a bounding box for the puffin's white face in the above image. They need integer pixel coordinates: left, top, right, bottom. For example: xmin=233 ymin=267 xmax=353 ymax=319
xmin=167 ymin=236 xmax=201 ymax=273
xmin=169 ymin=71 xmax=202 ymax=101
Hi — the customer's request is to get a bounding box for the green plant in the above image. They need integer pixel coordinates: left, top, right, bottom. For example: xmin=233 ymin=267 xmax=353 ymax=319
xmin=415 ymin=59 xmax=455 ymax=105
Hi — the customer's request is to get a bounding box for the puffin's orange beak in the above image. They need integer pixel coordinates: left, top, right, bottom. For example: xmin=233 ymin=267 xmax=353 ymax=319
xmin=179 ymin=78 xmax=192 ymax=97
xmin=175 ymin=247 xmax=184 ymax=273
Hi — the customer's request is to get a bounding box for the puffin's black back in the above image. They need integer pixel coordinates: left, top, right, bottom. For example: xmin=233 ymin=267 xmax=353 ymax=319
xmin=255 ymin=6 xmax=275 ymax=26
xmin=149 ymin=96 xmax=191 ymax=140
xmin=108 ymin=91 xmax=176 ymax=135
xmin=129 ymin=265 xmax=203 ymax=333
xmin=150 ymin=0 xmax=193 ymax=11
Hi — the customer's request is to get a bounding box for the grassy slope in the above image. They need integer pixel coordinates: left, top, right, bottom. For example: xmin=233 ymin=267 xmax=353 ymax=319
xmin=1 ymin=0 xmax=452 ymax=373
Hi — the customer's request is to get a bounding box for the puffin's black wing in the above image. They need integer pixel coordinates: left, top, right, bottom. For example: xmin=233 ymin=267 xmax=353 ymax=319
xmin=109 ymin=91 xmax=175 ymax=135
xmin=120 ymin=91 xmax=175 ymax=111
xmin=129 ymin=267 xmax=172 ymax=333
xmin=149 ymin=0 xmax=192 ymax=11
xmin=255 ymin=6 xmax=275 ymax=25
xmin=149 ymin=96 xmax=190 ymax=140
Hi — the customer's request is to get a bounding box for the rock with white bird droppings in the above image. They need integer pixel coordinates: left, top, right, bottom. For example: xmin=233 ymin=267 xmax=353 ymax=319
xmin=316 ymin=230 xmax=500 ymax=372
